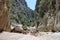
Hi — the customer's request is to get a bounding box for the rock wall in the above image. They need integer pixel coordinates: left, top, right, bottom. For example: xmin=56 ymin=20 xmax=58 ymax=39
xmin=35 ymin=0 xmax=60 ymax=32
xmin=10 ymin=0 xmax=34 ymax=26
xmin=0 ymin=0 xmax=11 ymax=32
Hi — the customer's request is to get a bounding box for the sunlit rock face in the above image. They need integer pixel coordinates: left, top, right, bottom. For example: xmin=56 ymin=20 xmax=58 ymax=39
xmin=35 ymin=0 xmax=60 ymax=32
xmin=0 ymin=0 xmax=11 ymax=32
xmin=54 ymin=11 xmax=60 ymax=31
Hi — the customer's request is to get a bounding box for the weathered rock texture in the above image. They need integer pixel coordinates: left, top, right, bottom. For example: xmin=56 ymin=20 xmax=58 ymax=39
xmin=0 ymin=0 xmax=11 ymax=32
xmin=35 ymin=0 xmax=60 ymax=32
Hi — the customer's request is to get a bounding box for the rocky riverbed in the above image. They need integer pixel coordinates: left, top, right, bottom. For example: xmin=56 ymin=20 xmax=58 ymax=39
xmin=0 ymin=32 xmax=60 ymax=40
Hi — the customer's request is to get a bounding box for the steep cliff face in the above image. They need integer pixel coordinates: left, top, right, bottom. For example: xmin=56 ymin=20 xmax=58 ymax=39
xmin=10 ymin=0 xmax=34 ymax=26
xmin=35 ymin=0 xmax=60 ymax=32
xmin=0 ymin=0 xmax=11 ymax=32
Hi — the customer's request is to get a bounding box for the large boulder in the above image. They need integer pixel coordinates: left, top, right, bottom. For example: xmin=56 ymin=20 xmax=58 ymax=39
xmin=11 ymin=23 xmax=29 ymax=34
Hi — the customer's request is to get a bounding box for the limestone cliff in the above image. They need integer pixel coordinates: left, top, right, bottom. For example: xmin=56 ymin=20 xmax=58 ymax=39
xmin=35 ymin=0 xmax=60 ymax=32
xmin=0 ymin=0 xmax=11 ymax=32
xmin=10 ymin=0 xmax=34 ymax=26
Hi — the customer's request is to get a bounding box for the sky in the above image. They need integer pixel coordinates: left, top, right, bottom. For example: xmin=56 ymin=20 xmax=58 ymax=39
xmin=25 ymin=0 xmax=36 ymax=10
